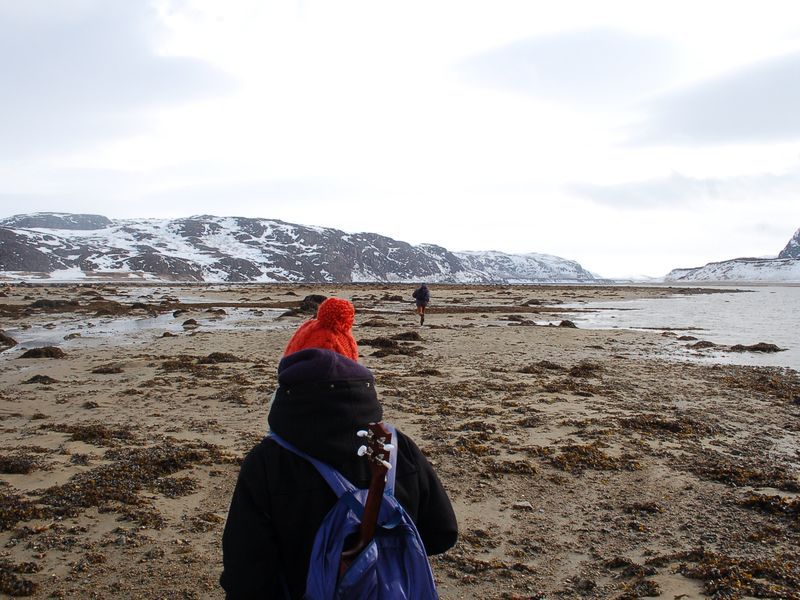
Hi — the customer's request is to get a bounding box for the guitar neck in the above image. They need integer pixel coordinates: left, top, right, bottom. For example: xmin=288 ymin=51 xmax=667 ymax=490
xmin=340 ymin=423 xmax=392 ymax=572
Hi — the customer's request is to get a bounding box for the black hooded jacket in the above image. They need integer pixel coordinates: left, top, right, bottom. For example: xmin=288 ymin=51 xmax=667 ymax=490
xmin=220 ymin=349 xmax=458 ymax=599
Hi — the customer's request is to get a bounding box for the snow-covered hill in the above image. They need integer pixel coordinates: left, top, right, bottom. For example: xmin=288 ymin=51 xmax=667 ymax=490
xmin=0 ymin=213 xmax=596 ymax=283
xmin=779 ymin=228 xmax=800 ymax=259
xmin=665 ymin=257 xmax=800 ymax=283
xmin=665 ymin=227 xmax=800 ymax=282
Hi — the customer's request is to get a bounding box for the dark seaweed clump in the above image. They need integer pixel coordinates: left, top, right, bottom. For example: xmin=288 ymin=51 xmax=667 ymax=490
xmin=0 ymin=558 xmax=41 ymax=597
xmin=359 ymin=337 xmax=422 ymax=358
xmin=720 ymin=366 xmax=800 ymax=403
xmin=46 ymin=422 xmax=136 ymax=447
xmin=36 ymin=439 xmax=236 ymax=521
xmin=551 ymin=443 xmax=641 ymax=473
xmin=689 ymin=451 xmax=799 ymax=492
xmin=665 ymin=548 xmax=800 ymax=599
xmin=619 ymin=414 xmax=716 ymax=437
xmin=0 ymin=491 xmax=49 ymax=531
xmin=0 ymin=454 xmax=40 ymax=475
xmin=739 ymin=493 xmax=800 ymax=527
xmin=198 ymin=352 xmax=242 ymax=364
xmin=519 ymin=360 xmax=564 ymax=374
xmin=160 ymin=355 xmax=221 ymax=377
xmin=568 ymin=361 xmax=604 ymax=378
xmin=91 ymin=363 xmax=124 ymax=374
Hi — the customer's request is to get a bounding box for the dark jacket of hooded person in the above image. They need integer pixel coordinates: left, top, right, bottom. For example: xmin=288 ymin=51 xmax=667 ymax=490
xmin=412 ymin=284 xmax=430 ymax=306
xmin=220 ymin=348 xmax=458 ymax=599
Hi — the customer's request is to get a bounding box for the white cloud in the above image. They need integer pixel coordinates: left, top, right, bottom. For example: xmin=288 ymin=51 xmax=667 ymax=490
xmin=0 ymin=0 xmax=233 ymax=157
xmin=632 ymin=51 xmax=800 ymax=144
xmin=456 ymin=28 xmax=679 ymax=109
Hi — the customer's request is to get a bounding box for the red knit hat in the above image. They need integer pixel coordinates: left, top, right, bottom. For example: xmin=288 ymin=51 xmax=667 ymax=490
xmin=283 ymin=297 xmax=358 ymax=361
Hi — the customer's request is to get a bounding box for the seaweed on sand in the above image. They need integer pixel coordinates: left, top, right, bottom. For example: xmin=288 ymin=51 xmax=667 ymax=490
xmin=160 ymin=355 xmax=222 ymax=377
xmin=688 ymin=450 xmax=799 ymax=492
xmin=91 ymin=363 xmax=124 ymax=374
xmin=519 ymin=360 xmax=564 ymax=374
xmin=36 ymin=439 xmax=237 ymax=522
xmin=719 ymin=366 xmax=800 ymax=403
xmin=198 ymin=352 xmax=242 ymax=364
xmin=619 ymin=414 xmax=717 ymax=437
xmin=551 ymin=443 xmax=641 ymax=473
xmin=665 ymin=548 xmax=800 ymax=599
xmin=0 ymin=491 xmax=49 ymax=531
xmin=0 ymin=454 xmax=42 ymax=475
xmin=45 ymin=422 xmax=137 ymax=447
xmin=0 ymin=558 xmax=41 ymax=597
xmin=739 ymin=493 xmax=800 ymax=527
xmin=568 ymin=360 xmax=604 ymax=378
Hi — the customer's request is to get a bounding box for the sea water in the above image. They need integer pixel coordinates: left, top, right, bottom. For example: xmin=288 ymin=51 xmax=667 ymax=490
xmin=561 ymin=285 xmax=800 ymax=371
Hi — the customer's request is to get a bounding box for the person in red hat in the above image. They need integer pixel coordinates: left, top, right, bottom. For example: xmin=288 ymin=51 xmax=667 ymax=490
xmin=220 ymin=297 xmax=458 ymax=599
xmin=282 ymin=297 xmax=359 ymax=361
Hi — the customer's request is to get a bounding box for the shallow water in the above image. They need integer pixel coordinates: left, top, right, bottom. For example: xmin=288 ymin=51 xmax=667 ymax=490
xmin=561 ymin=285 xmax=800 ymax=370
xmin=2 ymin=307 xmax=289 ymax=354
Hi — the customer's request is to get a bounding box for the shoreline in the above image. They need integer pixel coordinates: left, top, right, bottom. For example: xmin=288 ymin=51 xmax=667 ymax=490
xmin=0 ymin=283 xmax=798 ymax=599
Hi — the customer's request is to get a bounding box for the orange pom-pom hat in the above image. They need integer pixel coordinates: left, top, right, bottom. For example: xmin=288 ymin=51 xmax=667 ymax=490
xmin=283 ymin=297 xmax=358 ymax=361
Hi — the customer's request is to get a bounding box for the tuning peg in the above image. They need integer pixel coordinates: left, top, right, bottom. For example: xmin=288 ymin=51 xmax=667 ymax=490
xmin=380 ymin=460 xmax=392 ymax=470
xmin=383 ymin=444 xmax=395 ymax=452
xmin=356 ymin=430 xmax=369 ymax=438
xmin=357 ymin=445 xmax=368 ymax=456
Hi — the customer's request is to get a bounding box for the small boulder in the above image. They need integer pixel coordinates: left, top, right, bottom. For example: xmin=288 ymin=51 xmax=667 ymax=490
xmin=23 ymin=374 xmax=58 ymax=384
xmin=0 ymin=331 xmax=17 ymax=351
xmin=689 ymin=341 xmax=716 ymax=349
xmin=299 ymin=294 xmax=328 ymax=313
xmin=19 ymin=346 xmax=66 ymax=359
xmin=728 ymin=342 xmax=784 ymax=353
xmin=559 ymin=320 xmax=577 ymax=328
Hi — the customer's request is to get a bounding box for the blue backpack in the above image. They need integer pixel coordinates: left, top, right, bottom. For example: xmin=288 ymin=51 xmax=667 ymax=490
xmin=269 ymin=427 xmax=439 ymax=600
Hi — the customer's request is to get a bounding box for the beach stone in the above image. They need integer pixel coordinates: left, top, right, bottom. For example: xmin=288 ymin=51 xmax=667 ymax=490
xmin=559 ymin=320 xmax=577 ymax=328
xmin=23 ymin=374 xmax=59 ymax=384
xmin=299 ymin=294 xmax=327 ymax=313
xmin=690 ymin=341 xmax=716 ymax=349
xmin=728 ymin=342 xmax=784 ymax=353
xmin=0 ymin=331 xmax=17 ymax=350
xmin=19 ymin=346 xmax=66 ymax=359
xmin=512 ymin=501 xmax=534 ymax=511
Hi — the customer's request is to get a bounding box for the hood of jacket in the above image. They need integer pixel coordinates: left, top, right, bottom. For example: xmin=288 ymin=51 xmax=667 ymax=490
xmin=267 ymin=348 xmax=382 ymax=467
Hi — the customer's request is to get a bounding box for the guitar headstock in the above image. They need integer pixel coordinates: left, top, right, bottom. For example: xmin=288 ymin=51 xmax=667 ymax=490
xmin=356 ymin=422 xmax=394 ymax=473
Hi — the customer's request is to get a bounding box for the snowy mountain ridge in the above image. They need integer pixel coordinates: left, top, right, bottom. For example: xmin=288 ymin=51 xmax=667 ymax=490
xmin=665 ymin=227 xmax=800 ymax=283
xmin=0 ymin=213 xmax=596 ymax=283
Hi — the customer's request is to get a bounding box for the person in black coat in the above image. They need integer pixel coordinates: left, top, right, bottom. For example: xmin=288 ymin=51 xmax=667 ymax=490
xmin=220 ymin=299 xmax=457 ymax=599
xmin=412 ymin=283 xmax=430 ymax=325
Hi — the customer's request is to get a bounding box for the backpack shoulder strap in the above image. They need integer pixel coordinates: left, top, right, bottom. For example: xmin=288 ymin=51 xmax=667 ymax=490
xmin=268 ymin=432 xmax=355 ymax=498
xmin=385 ymin=424 xmax=398 ymax=496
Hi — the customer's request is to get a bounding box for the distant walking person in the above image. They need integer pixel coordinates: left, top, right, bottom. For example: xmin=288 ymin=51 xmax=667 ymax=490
xmin=412 ymin=283 xmax=430 ymax=325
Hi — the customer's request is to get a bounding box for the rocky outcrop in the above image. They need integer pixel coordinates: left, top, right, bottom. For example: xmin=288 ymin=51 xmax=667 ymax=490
xmin=778 ymin=228 xmax=800 ymax=259
xmin=0 ymin=213 xmax=112 ymax=230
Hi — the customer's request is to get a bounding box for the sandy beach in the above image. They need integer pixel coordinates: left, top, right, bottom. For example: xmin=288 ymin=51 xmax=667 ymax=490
xmin=0 ymin=282 xmax=798 ymax=599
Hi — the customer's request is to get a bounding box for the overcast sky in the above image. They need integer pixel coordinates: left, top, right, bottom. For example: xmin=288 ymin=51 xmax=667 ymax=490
xmin=1 ymin=0 xmax=799 ymax=278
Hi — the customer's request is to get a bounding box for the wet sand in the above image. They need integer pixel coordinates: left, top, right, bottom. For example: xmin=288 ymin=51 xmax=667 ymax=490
xmin=0 ymin=282 xmax=798 ymax=599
